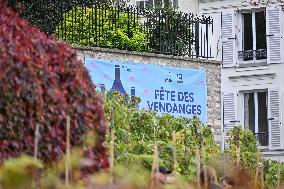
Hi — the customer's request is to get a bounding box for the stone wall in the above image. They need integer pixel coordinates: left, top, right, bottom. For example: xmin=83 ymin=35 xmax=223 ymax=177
xmin=75 ymin=46 xmax=222 ymax=143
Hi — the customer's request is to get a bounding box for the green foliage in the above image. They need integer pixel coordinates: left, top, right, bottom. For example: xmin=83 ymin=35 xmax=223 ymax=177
xmin=104 ymin=91 xmax=221 ymax=180
xmin=225 ymin=126 xmax=258 ymax=173
xmin=264 ymin=160 xmax=284 ymax=187
xmin=56 ymin=5 xmax=149 ymax=51
xmin=224 ymin=127 xmax=284 ymax=187
xmin=0 ymin=156 xmax=43 ymax=189
xmin=7 ymin=0 xmax=72 ymax=35
xmin=145 ymin=4 xmax=191 ymax=55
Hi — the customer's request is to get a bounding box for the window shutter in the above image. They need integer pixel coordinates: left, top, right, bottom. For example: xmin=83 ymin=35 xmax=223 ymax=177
xmin=268 ymin=88 xmax=283 ymax=150
xmin=222 ymin=11 xmax=236 ymax=67
xmin=172 ymin=0 xmax=178 ymax=8
xmin=266 ymin=6 xmax=284 ymax=64
xmin=223 ymin=92 xmax=237 ymax=148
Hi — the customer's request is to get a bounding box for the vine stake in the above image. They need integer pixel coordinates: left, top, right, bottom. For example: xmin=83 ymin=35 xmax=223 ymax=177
xmin=33 ymin=124 xmax=40 ymax=160
xmin=236 ymin=146 xmax=241 ymax=168
xmin=65 ymin=116 xmax=71 ymax=186
xmin=254 ymin=149 xmax=260 ymax=188
xmin=196 ymin=147 xmax=201 ymax=189
xmin=277 ymin=160 xmax=280 ymax=188
xmin=109 ymin=108 xmax=115 ymax=183
xmin=260 ymin=158 xmax=264 ymax=189
xmin=172 ymin=131 xmax=177 ymax=173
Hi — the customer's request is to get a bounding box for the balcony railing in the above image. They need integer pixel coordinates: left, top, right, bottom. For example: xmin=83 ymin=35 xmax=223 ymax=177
xmin=254 ymin=132 xmax=269 ymax=147
xmin=238 ymin=49 xmax=267 ymax=62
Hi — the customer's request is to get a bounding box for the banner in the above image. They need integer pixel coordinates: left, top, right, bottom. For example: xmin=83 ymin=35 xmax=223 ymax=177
xmin=85 ymin=58 xmax=207 ymax=123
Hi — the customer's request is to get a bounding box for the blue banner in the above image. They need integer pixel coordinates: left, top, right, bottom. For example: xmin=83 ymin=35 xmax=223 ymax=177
xmin=85 ymin=58 xmax=207 ymax=123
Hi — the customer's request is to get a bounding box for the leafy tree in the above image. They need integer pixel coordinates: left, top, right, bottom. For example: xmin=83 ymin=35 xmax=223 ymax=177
xmin=7 ymin=0 xmax=73 ymax=35
xmin=145 ymin=3 xmax=192 ymax=56
xmin=0 ymin=0 xmax=108 ymax=168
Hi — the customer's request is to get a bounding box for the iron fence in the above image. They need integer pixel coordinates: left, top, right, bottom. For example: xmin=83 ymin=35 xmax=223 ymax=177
xmin=13 ymin=0 xmax=213 ymax=58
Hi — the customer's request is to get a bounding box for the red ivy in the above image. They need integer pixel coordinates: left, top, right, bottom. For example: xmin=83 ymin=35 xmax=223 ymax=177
xmin=0 ymin=0 xmax=108 ymax=169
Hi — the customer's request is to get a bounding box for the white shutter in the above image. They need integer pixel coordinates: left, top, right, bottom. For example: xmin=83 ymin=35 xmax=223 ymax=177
xmin=223 ymin=92 xmax=237 ymax=148
xmin=268 ymin=88 xmax=283 ymax=150
xmin=222 ymin=11 xmax=236 ymax=67
xmin=266 ymin=6 xmax=284 ymax=64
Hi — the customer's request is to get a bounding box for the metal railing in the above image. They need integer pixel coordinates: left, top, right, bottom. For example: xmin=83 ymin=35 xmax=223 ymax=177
xmin=238 ymin=49 xmax=267 ymax=62
xmin=14 ymin=0 xmax=213 ymax=58
xmin=254 ymin=132 xmax=269 ymax=147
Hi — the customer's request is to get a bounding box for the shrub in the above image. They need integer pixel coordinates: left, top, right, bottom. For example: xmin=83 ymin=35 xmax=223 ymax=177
xmin=264 ymin=160 xmax=284 ymax=187
xmin=0 ymin=0 xmax=108 ymax=169
xmin=56 ymin=5 xmax=149 ymax=51
xmin=225 ymin=126 xmax=258 ymax=173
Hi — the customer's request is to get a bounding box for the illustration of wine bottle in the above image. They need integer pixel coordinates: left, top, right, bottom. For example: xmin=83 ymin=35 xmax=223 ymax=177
xmin=131 ymin=86 xmax=139 ymax=108
xmin=110 ymin=65 xmax=126 ymax=94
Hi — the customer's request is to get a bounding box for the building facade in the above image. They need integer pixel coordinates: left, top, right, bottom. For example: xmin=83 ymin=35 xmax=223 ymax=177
xmin=129 ymin=0 xmax=284 ymax=161
xmin=127 ymin=0 xmax=198 ymax=13
xmin=195 ymin=0 xmax=284 ymax=161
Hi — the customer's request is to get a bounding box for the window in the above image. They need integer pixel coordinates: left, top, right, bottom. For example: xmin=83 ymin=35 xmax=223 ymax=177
xmin=136 ymin=0 xmax=150 ymax=9
xmin=239 ymin=11 xmax=267 ymax=62
xmin=244 ymin=91 xmax=268 ymax=147
xmin=136 ymin=0 xmax=178 ymax=9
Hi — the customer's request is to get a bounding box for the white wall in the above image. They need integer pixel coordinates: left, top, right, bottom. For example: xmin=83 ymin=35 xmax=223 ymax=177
xmin=127 ymin=0 xmax=200 ymax=13
xmin=198 ymin=0 xmax=284 ymax=160
xmin=178 ymin=0 xmax=199 ymax=13
xmin=221 ymin=63 xmax=284 ymax=160
xmin=222 ymin=64 xmax=284 ymax=125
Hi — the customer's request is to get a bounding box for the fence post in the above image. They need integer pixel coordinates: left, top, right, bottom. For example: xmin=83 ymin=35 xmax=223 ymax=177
xmin=277 ymin=161 xmax=281 ymax=188
xmin=196 ymin=147 xmax=201 ymax=189
xmin=254 ymin=150 xmax=260 ymax=188
xmin=109 ymin=107 xmax=115 ymax=178
xmin=34 ymin=124 xmax=40 ymax=160
xmin=260 ymin=158 xmax=264 ymax=189
xmin=65 ymin=116 xmax=71 ymax=186
xmin=172 ymin=131 xmax=177 ymax=173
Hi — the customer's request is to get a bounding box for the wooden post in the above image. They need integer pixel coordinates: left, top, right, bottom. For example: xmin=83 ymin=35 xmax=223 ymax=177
xmin=260 ymin=158 xmax=264 ymax=189
xmin=172 ymin=131 xmax=177 ymax=173
xmin=236 ymin=146 xmax=241 ymax=168
xmin=196 ymin=147 xmax=201 ymax=189
xmin=254 ymin=150 xmax=260 ymax=188
xmin=150 ymin=143 xmax=159 ymax=189
xmin=150 ymin=116 xmax=159 ymax=188
xmin=65 ymin=116 xmax=71 ymax=186
xmin=277 ymin=161 xmax=281 ymax=188
xmin=109 ymin=127 xmax=115 ymax=183
xmin=101 ymin=85 xmax=106 ymax=102
xmin=32 ymin=124 xmax=40 ymax=189
xmin=152 ymin=143 xmax=159 ymax=174
xmin=34 ymin=124 xmax=40 ymax=160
